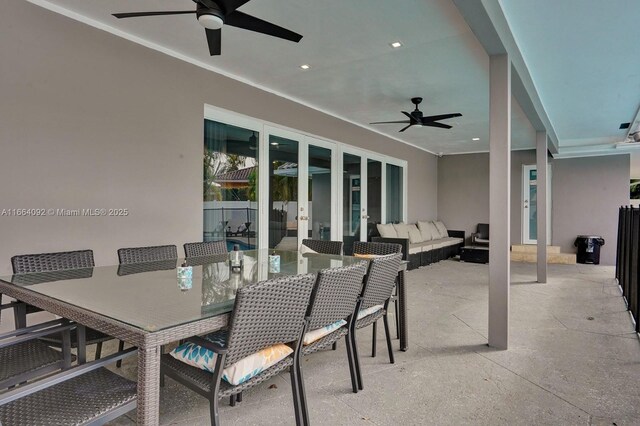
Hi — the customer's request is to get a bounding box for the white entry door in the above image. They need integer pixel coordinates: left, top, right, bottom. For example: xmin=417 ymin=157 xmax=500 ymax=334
xmin=522 ymin=164 xmax=552 ymax=244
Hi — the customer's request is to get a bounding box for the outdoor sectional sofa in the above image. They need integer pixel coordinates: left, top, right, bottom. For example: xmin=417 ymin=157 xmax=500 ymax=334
xmin=370 ymin=221 xmax=465 ymax=270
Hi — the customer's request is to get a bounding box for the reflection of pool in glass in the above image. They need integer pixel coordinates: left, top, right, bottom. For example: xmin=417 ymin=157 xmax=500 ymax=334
xmin=226 ymin=240 xmax=254 ymax=251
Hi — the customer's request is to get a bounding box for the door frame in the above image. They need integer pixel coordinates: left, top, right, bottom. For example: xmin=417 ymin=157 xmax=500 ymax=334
xmin=522 ymin=164 xmax=552 ymax=245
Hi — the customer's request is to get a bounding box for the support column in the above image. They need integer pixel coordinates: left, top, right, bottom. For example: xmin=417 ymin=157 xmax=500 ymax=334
xmin=488 ymin=54 xmax=511 ymax=350
xmin=536 ymin=131 xmax=548 ymax=283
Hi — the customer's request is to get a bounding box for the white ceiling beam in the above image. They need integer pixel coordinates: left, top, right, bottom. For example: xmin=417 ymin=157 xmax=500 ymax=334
xmin=452 ymin=0 xmax=560 ymax=154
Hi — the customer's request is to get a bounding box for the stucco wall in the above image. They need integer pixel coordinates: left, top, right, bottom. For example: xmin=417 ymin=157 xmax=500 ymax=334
xmin=0 ymin=1 xmax=437 ymax=273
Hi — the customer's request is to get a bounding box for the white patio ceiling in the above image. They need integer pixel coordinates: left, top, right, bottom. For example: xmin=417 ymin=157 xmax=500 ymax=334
xmin=27 ymin=0 xmax=639 ymax=157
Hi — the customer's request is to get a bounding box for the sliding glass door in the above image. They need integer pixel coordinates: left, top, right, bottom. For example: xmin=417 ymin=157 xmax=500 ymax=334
xmin=204 ymin=106 xmax=406 ymax=254
xmin=264 ymin=127 xmax=337 ymax=250
xmin=203 ymin=118 xmax=259 ymax=250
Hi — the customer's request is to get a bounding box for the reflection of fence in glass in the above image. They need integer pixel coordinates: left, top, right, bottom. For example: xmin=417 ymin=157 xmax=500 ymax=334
xmin=204 ymin=205 xmax=257 ymax=250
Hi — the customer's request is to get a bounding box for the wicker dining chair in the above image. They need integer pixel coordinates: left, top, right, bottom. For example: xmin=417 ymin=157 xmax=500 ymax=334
xmin=301 ymin=239 xmax=344 ymax=255
xmin=351 ymin=252 xmax=403 ymax=391
xmin=0 ymin=345 xmax=137 ymax=425
xmin=291 ymin=261 xmax=368 ymax=424
xmin=161 ymin=274 xmax=317 ymax=426
xmin=184 ymin=241 xmax=228 ymax=258
xmin=117 ymin=245 xmax=178 ymax=264
xmin=352 ymin=241 xmax=403 ymax=341
xmin=0 ymin=317 xmax=73 ymax=390
xmin=116 ymin=244 xmax=178 ymax=367
xmin=10 ymin=250 xmax=114 ymax=361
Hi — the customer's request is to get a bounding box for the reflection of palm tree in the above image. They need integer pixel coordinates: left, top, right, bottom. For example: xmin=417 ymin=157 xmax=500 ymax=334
xmin=631 ymin=180 xmax=640 ymax=199
xmin=200 ymin=260 xmax=258 ymax=305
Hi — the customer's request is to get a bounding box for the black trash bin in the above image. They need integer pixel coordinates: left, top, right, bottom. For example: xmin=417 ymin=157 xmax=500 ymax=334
xmin=574 ymin=235 xmax=605 ymax=264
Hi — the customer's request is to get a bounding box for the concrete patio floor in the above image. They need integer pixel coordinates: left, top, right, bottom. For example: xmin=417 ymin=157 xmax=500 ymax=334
xmin=99 ymin=260 xmax=640 ymax=425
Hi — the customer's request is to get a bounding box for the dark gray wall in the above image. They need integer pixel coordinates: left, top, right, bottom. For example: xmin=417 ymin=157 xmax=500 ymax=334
xmin=0 ymin=1 xmax=437 ymax=273
xmin=438 ymin=151 xmax=629 ymax=265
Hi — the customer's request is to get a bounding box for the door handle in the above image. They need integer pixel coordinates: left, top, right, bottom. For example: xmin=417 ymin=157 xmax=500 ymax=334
xmin=299 ymin=216 xmax=309 ymax=220
xmin=362 ymin=215 xmax=370 ymax=219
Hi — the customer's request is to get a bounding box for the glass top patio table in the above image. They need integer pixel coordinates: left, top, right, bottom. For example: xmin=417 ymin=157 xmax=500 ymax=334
xmin=0 ymin=249 xmax=365 ymax=333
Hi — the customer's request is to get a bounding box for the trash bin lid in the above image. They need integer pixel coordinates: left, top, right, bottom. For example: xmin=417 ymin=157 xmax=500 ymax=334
xmin=576 ymin=235 xmax=602 ymax=239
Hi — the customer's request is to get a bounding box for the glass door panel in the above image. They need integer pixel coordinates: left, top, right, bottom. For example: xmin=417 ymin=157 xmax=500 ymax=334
xmin=203 ymin=119 xmax=259 ymax=250
xmin=343 ymin=153 xmax=362 ymax=255
xmin=522 ymin=164 xmax=552 ymax=244
xmin=367 ymin=159 xmax=382 ymax=234
xmin=308 ymin=145 xmax=332 ymax=241
xmin=386 ymin=164 xmax=403 ymax=223
xmin=268 ymin=135 xmax=299 ymax=250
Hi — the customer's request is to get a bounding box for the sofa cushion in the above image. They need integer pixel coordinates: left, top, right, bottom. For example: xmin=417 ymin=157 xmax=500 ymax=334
xmin=392 ymin=223 xmax=410 ymax=239
xmin=407 ymin=224 xmax=423 ymax=243
xmin=434 ymin=221 xmax=448 ymax=239
xmin=426 ymin=221 xmax=441 ymax=240
xmin=417 ymin=221 xmax=434 ymax=241
xmin=439 ymin=237 xmax=463 ymax=247
xmin=377 ymin=223 xmax=397 ymax=238
xmin=408 ymin=243 xmax=424 ymax=255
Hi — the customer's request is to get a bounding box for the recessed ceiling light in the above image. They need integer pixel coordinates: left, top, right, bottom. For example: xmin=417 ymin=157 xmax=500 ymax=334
xmin=472 ymin=137 xmax=480 ymax=141
xmin=270 ymin=142 xmax=279 ymax=146
xmin=299 ymin=64 xmax=311 ymax=70
xmin=390 ymin=41 xmax=403 ymax=48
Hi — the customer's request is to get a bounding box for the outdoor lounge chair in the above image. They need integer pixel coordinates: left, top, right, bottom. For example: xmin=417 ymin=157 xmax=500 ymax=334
xmin=301 ymin=239 xmax=344 ymax=255
xmin=471 ymin=223 xmax=489 ymax=246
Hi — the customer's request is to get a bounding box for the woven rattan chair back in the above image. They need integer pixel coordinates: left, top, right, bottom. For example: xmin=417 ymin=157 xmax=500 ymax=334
xmin=361 ymin=253 xmax=402 ymax=309
xmin=353 ymin=241 xmax=402 ymax=257
xmin=224 ymin=274 xmax=316 ymax=366
xmin=117 ymin=245 xmax=177 ymax=264
xmin=11 ymin=250 xmax=95 ymax=274
xmin=306 ymin=262 xmax=368 ymax=330
xmin=184 ymin=241 xmax=227 ymax=258
xmin=301 ymin=239 xmax=343 ymax=255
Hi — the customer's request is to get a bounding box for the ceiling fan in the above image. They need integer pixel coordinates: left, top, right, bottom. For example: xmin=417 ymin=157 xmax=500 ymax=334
xmin=370 ymin=97 xmax=462 ymax=132
xmin=112 ymin=0 xmax=302 ymax=56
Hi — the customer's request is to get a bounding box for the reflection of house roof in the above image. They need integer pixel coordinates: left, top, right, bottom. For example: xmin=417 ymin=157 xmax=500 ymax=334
xmin=214 ymin=166 xmax=255 ymax=182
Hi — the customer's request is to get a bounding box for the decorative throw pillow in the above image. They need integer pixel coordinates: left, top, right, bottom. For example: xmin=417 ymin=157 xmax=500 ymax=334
xmin=434 ymin=221 xmax=448 ymax=239
xmin=299 ymin=244 xmax=318 ymax=254
xmin=392 ymin=223 xmax=410 ymax=239
xmin=170 ymin=331 xmax=293 ymax=386
xmin=353 ymin=253 xmax=382 ymax=259
xmin=407 ymin=224 xmax=423 ymax=243
xmin=426 ymin=221 xmax=442 ymax=239
xmin=417 ymin=221 xmax=434 ymax=241
xmin=303 ymin=320 xmax=347 ymax=345
xmin=377 ymin=223 xmax=397 ymax=238
xmin=357 ymin=304 xmax=384 ymax=320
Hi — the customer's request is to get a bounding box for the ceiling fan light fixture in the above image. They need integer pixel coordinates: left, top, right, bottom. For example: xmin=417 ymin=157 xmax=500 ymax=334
xmin=198 ymin=13 xmax=224 ymax=30
xmin=390 ymin=41 xmax=403 ymax=48
xmin=472 ymin=137 xmax=480 ymax=141
xmin=300 ymin=64 xmax=311 ymax=70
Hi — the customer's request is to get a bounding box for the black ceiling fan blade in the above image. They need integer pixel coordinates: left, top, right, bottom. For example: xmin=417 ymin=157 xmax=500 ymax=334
xmin=225 ymin=11 xmax=303 ymax=42
xmin=421 ymin=113 xmax=462 ymax=122
xmin=214 ymin=0 xmax=252 ymax=14
xmin=370 ymin=120 xmax=411 ymax=125
xmin=399 ymin=124 xmax=414 ymax=132
xmin=205 ymin=28 xmax=222 ymax=56
xmin=113 ymin=10 xmax=196 ymax=19
xmin=423 ymin=121 xmax=453 ymax=129
xmin=401 ymin=111 xmax=414 ymax=120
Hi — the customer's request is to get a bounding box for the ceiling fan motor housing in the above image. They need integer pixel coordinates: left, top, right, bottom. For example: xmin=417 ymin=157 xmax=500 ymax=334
xmin=197 ymin=2 xmax=224 ymax=29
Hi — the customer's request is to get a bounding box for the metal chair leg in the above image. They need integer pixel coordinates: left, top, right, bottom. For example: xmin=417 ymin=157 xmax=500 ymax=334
xmin=344 ymin=334 xmax=358 ymax=393
xmin=210 ymin=395 xmax=221 ymax=426
xmin=332 ymin=342 xmax=337 ymax=351
xmin=230 ymin=395 xmax=236 ymax=406
xmin=290 ymin=366 xmax=303 ymax=425
xmin=394 ymin=298 xmax=400 ymax=339
xmin=383 ymin=314 xmax=395 ymax=364
xmin=95 ymin=341 xmax=102 ymax=360
xmin=116 ymin=340 xmax=125 ymax=368
xmin=371 ymin=321 xmax=377 ymax=358
xmin=296 ymin=356 xmax=310 ymax=426
xmin=237 ymin=392 xmax=243 ymax=402
xmin=351 ymin=331 xmax=364 ymax=391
